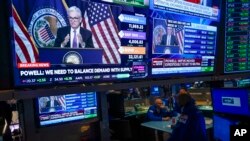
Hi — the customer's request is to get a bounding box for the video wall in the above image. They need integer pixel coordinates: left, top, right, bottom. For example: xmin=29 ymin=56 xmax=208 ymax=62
xmin=11 ymin=0 xmax=222 ymax=87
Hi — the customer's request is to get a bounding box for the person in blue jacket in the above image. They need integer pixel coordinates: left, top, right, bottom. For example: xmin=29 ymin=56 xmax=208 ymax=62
xmin=146 ymin=98 xmax=172 ymax=121
xmin=172 ymin=87 xmax=196 ymax=115
xmin=168 ymin=94 xmax=207 ymax=141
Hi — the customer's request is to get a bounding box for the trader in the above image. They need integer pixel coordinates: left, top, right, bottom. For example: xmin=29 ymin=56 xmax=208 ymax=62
xmin=168 ymin=94 xmax=207 ymax=141
xmin=146 ymin=98 xmax=172 ymax=121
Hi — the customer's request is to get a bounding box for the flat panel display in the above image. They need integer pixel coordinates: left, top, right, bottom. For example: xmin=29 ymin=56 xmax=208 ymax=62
xmin=224 ymin=0 xmax=250 ymax=73
xmin=12 ymin=0 xmax=148 ymax=87
xmin=149 ymin=12 xmax=217 ymax=76
xmin=212 ymin=88 xmax=250 ymax=116
xmin=36 ymin=91 xmax=98 ymax=126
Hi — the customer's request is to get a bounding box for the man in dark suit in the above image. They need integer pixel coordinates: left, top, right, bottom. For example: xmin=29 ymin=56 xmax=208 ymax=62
xmin=43 ymin=96 xmax=62 ymax=113
xmin=54 ymin=6 xmax=94 ymax=48
xmin=160 ymin=26 xmax=178 ymax=46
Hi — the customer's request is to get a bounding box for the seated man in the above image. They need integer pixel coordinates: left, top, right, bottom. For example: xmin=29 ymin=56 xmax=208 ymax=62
xmin=146 ymin=98 xmax=172 ymax=121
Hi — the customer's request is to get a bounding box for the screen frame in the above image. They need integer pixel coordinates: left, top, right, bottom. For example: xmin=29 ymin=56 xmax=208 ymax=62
xmin=33 ymin=91 xmax=100 ymax=128
xmin=147 ymin=10 xmax=220 ymax=78
xmin=11 ymin=0 xmax=149 ymax=88
xmin=211 ymin=88 xmax=250 ymax=117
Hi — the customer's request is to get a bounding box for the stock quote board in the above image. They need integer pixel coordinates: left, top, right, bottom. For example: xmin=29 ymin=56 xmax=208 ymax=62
xmin=225 ymin=0 xmax=250 ymax=73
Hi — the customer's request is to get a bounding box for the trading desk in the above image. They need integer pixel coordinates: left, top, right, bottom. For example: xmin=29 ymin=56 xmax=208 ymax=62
xmin=141 ymin=117 xmax=213 ymax=141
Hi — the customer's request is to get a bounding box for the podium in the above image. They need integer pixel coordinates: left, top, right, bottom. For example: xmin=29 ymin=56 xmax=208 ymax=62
xmin=38 ymin=48 xmax=103 ymax=64
xmin=154 ymin=45 xmax=179 ymax=54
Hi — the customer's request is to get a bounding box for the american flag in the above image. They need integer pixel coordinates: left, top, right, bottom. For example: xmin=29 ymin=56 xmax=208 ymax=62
xmin=55 ymin=96 xmax=66 ymax=110
xmin=38 ymin=24 xmax=55 ymax=43
xmin=82 ymin=2 xmax=121 ymax=64
xmin=12 ymin=5 xmax=39 ymax=63
xmin=174 ymin=25 xmax=184 ymax=54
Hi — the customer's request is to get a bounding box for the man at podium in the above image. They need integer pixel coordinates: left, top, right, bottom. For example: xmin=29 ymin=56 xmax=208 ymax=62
xmin=54 ymin=6 xmax=94 ymax=48
xmin=160 ymin=26 xmax=178 ymax=46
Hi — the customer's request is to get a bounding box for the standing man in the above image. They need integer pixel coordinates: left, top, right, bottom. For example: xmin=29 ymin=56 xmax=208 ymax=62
xmin=168 ymin=94 xmax=207 ymax=141
xmin=54 ymin=6 xmax=94 ymax=48
xmin=160 ymin=26 xmax=178 ymax=46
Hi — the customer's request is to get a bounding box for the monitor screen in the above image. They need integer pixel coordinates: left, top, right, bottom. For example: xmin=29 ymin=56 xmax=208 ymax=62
xmin=224 ymin=0 xmax=250 ymax=73
xmin=149 ymin=0 xmax=221 ymax=21
xmin=36 ymin=91 xmax=98 ymax=126
xmin=212 ymin=88 xmax=250 ymax=116
xmin=150 ymin=86 xmax=161 ymax=96
xmin=213 ymin=114 xmax=239 ymax=141
xmin=149 ymin=12 xmax=217 ymax=76
xmin=236 ymin=79 xmax=250 ymax=88
xmin=12 ymin=0 xmax=148 ymax=87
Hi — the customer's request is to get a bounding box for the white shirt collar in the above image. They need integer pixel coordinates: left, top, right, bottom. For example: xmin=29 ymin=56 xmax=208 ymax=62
xmin=70 ymin=27 xmax=80 ymax=34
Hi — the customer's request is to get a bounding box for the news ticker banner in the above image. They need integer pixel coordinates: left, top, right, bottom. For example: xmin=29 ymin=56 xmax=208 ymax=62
xmin=225 ymin=0 xmax=250 ymax=73
xmin=17 ymin=65 xmax=146 ymax=84
xmin=151 ymin=57 xmax=214 ymax=74
xmin=101 ymin=0 xmax=149 ymax=7
xmin=151 ymin=0 xmax=219 ymax=20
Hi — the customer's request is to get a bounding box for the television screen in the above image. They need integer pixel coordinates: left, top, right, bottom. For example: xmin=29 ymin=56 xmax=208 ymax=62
xmin=36 ymin=91 xmax=98 ymax=126
xmin=236 ymin=79 xmax=250 ymax=88
xmin=224 ymin=0 xmax=250 ymax=73
xmin=150 ymin=86 xmax=161 ymax=96
xmin=12 ymin=0 xmax=148 ymax=87
xmin=149 ymin=0 xmax=221 ymax=21
xmin=212 ymin=88 xmax=250 ymax=116
xmin=213 ymin=114 xmax=239 ymax=141
xmin=149 ymin=12 xmax=217 ymax=76
xmin=99 ymin=0 xmax=149 ymax=7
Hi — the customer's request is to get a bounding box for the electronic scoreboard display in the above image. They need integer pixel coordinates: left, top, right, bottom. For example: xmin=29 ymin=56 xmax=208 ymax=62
xmin=224 ymin=0 xmax=250 ymax=73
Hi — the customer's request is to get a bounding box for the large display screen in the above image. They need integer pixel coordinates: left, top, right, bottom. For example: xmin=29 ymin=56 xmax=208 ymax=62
xmin=149 ymin=12 xmax=217 ymax=76
xmin=150 ymin=0 xmax=221 ymax=21
xmin=224 ymin=0 xmax=250 ymax=73
xmin=212 ymin=88 xmax=250 ymax=116
xmin=36 ymin=91 xmax=98 ymax=126
xmin=12 ymin=0 xmax=148 ymax=86
xmin=213 ymin=115 xmax=239 ymax=141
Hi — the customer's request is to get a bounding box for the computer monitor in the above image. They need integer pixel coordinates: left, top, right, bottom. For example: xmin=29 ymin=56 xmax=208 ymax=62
xmin=35 ymin=91 xmax=98 ymax=127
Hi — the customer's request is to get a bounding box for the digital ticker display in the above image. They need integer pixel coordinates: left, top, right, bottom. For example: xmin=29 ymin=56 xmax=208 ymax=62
xmin=12 ymin=0 xmax=148 ymax=86
xmin=150 ymin=0 xmax=220 ymax=21
xmin=100 ymin=0 xmax=149 ymax=7
xmin=224 ymin=0 xmax=250 ymax=73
